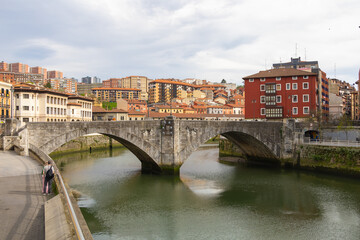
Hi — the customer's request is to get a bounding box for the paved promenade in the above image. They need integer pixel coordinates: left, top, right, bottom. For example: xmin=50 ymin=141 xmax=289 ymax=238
xmin=0 ymin=151 xmax=46 ymax=240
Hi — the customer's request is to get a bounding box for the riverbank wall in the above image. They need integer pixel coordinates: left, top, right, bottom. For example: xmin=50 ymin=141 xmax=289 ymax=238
xmin=219 ymin=139 xmax=360 ymax=178
xmin=51 ymin=134 xmax=122 ymax=155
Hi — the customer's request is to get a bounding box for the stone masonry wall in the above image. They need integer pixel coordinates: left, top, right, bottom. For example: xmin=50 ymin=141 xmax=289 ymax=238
xmin=51 ymin=134 xmax=122 ymax=154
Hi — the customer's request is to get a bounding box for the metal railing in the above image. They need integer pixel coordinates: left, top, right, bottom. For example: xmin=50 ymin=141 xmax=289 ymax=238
xmin=303 ymin=139 xmax=360 ymax=147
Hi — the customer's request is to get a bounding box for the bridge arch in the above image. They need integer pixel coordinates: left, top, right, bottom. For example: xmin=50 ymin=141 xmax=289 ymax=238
xmin=24 ymin=122 xmax=163 ymax=174
xmin=177 ymin=121 xmax=283 ymax=167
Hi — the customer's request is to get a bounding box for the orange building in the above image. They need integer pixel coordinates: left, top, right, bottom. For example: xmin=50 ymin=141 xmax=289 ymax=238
xmin=0 ymin=71 xmax=14 ymax=83
xmin=0 ymin=61 xmax=8 ymax=71
xmin=102 ymin=78 xmax=121 ymax=88
xmin=47 ymin=70 xmax=63 ymax=79
xmin=8 ymin=63 xmax=29 ymax=73
xmin=30 ymin=67 xmax=47 ymax=81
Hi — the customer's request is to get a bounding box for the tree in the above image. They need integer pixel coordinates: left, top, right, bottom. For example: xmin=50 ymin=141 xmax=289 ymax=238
xmin=44 ymin=82 xmax=52 ymax=88
xmin=221 ymin=79 xmax=226 ymax=84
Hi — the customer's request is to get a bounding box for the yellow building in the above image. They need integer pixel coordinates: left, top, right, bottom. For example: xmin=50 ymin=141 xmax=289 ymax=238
xmin=0 ymin=81 xmax=12 ymax=122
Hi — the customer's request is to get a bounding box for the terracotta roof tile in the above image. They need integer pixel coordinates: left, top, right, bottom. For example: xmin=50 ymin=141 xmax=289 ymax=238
xmin=243 ymin=68 xmax=317 ymax=79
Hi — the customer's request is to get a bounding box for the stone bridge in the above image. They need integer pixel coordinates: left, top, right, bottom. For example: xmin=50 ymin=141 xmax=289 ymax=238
xmin=1 ymin=117 xmax=299 ymax=174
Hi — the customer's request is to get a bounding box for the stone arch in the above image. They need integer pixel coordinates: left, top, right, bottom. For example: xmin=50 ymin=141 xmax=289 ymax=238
xmin=178 ymin=121 xmax=281 ymax=167
xmin=32 ymin=126 xmax=161 ymax=174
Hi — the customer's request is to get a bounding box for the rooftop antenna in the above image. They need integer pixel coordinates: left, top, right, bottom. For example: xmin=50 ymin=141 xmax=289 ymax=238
xmin=334 ymin=63 xmax=336 ymax=78
xmin=304 ymin=48 xmax=307 ymax=61
xmin=295 ymin=43 xmax=298 ymax=57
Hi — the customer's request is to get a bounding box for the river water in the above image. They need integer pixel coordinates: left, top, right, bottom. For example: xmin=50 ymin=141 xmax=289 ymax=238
xmin=52 ymin=146 xmax=360 ymax=240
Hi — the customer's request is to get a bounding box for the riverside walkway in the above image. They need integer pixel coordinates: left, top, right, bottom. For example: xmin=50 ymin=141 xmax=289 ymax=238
xmin=0 ymin=151 xmax=46 ymax=240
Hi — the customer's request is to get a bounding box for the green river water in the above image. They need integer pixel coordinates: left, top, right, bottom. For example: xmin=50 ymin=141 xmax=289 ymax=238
xmin=52 ymin=146 xmax=360 ymax=240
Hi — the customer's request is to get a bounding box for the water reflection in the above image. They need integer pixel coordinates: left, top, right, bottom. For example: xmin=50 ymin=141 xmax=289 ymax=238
xmin=52 ymin=146 xmax=360 ymax=240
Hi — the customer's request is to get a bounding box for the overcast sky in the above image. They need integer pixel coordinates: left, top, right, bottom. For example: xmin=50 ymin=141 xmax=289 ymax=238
xmin=1 ymin=0 xmax=359 ymax=85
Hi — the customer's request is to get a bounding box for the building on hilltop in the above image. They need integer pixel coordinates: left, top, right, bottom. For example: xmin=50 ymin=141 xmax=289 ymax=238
xmin=243 ymin=68 xmax=319 ymax=120
xmin=82 ymin=76 xmax=101 ymax=84
xmin=8 ymin=63 xmax=29 ymax=73
xmin=47 ymin=70 xmax=63 ymax=79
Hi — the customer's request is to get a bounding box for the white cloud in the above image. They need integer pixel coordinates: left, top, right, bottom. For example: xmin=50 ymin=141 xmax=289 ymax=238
xmin=0 ymin=0 xmax=359 ymax=84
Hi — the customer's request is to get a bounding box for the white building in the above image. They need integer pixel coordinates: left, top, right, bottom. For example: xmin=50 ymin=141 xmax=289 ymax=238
xmin=67 ymin=95 xmax=93 ymax=121
xmin=14 ymin=83 xmax=93 ymax=124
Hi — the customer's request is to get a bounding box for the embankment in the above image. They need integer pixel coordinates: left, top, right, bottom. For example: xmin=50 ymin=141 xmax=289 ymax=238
xmin=219 ymin=139 xmax=360 ymax=178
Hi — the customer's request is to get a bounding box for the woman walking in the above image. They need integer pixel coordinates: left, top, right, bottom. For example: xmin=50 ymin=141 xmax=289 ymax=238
xmin=43 ymin=161 xmax=55 ymax=195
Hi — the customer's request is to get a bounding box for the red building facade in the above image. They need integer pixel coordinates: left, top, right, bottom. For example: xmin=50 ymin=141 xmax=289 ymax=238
xmin=243 ymin=68 xmax=318 ymax=120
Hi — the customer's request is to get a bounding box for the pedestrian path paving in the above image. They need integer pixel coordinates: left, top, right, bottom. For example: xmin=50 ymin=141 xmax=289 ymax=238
xmin=0 ymin=151 xmax=47 ymax=240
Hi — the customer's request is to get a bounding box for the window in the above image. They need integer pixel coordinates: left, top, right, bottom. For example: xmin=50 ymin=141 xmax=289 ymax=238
xmin=261 ymin=108 xmax=265 ymax=115
xmin=266 ymin=108 xmax=283 ymax=118
xmin=23 ymin=118 xmax=29 ymax=122
xmin=303 ymin=82 xmax=309 ymax=89
xmin=303 ymin=107 xmax=309 ymax=114
xmin=249 ymin=78 xmax=254 ymax=82
xmin=260 ymin=96 xmax=265 ymax=103
xmin=260 ymin=78 xmax=265 ymax=82
xmin=303 ymin=76 xmax=309 ymax=79
xmin=292 ymin=107 xmax=298 ymax=115
xmin=266 ymin=96 xmax=276 ymax=105
xmin=23 ymin=106 xmax=29 ymax=111
xmin=303 ymin=94 xmax=309 ymax=102
xmin=265 ymin=84 xmax=276 ymax=93
xmin=276 ymin=77 xmax=281 ymax=81
xmin=276 ymin=84 xmax=281 ymax=91
xmin=276 ymin=95 xmax=282 ymax=103
xmin=292 ymin=76 xmax=298 ymax=80
xmin=292 ymin=83 xmax=298 ymax=90
xmin=16 ymin=94 xmax=19 ymax=99
xmin=23 ymin=94 xmax=29 ymax=99
xmin=260 ymin=84 xmax=265 ymax=91
xmin=286 ymin=83 xmax=291 ymax=90
xmin=292 ymin=95 xmax=298 ymax=103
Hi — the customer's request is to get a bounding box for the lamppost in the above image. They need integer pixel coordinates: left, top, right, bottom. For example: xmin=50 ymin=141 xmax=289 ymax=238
xmin=252 ymin=99 xmax=256 ymax=120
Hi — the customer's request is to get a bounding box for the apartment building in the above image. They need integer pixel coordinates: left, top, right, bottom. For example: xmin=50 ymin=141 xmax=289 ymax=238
xmin=77 ymin=83 xmax=102 ymax=96
xmin=92 ymin=87 xmax=141 ymax=102
xmin=48 ymin=78 xmax=77 ymax=93
xmin=121 ymin=76 xmax=149 ymax=100
xmin=243 ymin=68 xmax=318 ymax=120
xmin=0 ymin=61 xmax=8 ymax=71
xmin=47 ymin=70 xmax=63 ymax=79
xmin=14 ymin=83 xmax=92 ymax=123
xmin=0 ymin=81 xmax=12 ymax=122
xmin=273 ymin=57 xmax=329 ymax=120
xmin=102 ymin=78 xmax=122 ymax=88
xmin=14 ymin=84 xmax=68 ymax=122
xmin=0 ymin=71 xmax=14 ymax=83
xmin=67 ymin=95 xmax=93 ymax=121
xmin=8 ymin=63 xmax=29 ymax=73
xmin=14 ymin=73 xmax=44 ymax=84
xmin=148 ymin=79 xmax=197 ymax=103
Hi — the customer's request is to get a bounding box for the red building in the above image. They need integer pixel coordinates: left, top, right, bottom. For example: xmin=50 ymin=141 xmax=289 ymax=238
xmin=243 ymin=68 xmax=319 ymax=120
